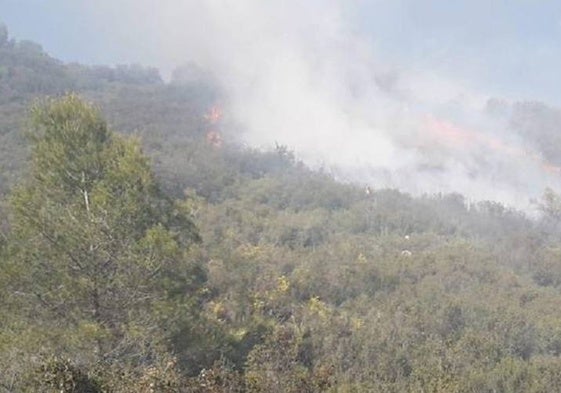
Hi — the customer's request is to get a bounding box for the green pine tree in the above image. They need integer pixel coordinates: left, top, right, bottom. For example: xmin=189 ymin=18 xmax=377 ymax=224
xmin=3 ymin=95 xmax=204 ymax=385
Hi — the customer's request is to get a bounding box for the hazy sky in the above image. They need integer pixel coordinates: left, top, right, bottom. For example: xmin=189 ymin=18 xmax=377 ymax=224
xmin=2 ymin=0 xmax=561 ymax=103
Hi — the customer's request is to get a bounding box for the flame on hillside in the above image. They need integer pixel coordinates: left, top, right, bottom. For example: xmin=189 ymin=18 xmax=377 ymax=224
xmin=422 ymin=114 xmax=561 ymax=176
xmin=204 ymin=105 xmax=222 ymax=125
xmin=204 ymin=105 xmax=223 ymax=148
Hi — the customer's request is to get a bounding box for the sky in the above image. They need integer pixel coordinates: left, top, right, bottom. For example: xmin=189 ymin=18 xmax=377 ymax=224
xmin=3 ymin=0 xmax=561 ymax=103
xmin=355 ymin=0 xmax=561 ymax=104
xmin=2 ymin=0 xmax=561 ymax=211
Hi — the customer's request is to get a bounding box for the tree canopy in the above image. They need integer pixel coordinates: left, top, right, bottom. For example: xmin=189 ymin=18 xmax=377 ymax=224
xmin=2 ymin=95 xmax=204 ymax=390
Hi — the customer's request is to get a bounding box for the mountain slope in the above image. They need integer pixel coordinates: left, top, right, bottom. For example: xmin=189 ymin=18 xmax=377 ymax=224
xmin=2 ymin=26 xmax=561 ymax=392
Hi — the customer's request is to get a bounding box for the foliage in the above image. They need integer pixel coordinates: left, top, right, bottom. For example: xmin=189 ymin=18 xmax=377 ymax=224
xmin=2 ymin=27 xmax=561 ymax=391
xmin=1 ymin=95 xmax=204 ymax=390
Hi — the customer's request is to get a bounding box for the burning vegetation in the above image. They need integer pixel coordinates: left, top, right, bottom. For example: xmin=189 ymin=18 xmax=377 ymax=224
xmin=204 ymin=105 xmax=224 ymax=148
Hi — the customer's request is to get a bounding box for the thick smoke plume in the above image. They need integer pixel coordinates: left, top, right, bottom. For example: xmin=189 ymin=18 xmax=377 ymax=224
xmin=81 ymin=1 xmax=561 ymax=212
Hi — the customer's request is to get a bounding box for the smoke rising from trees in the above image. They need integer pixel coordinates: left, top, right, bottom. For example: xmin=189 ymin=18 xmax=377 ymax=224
xmin=68 ymin=1 xmax=561 ymax=211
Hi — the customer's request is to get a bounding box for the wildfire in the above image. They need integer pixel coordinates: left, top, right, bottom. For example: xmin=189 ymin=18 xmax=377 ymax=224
xmin=422 ymin=114 xmax=561 ymax=176
xmin=423 ymin=115 xmax=477 ymax=149
xmin=204 ymin=105 xmax=223 ymax=148
xmin=206 ymin=130 xmax=223 ymax=148
xmin=204 ymin=105 xmax=222 ymax=125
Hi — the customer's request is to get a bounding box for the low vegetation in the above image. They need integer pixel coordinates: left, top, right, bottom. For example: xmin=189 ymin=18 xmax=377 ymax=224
xmin=2 ymin=26 xmax=561 ymax=392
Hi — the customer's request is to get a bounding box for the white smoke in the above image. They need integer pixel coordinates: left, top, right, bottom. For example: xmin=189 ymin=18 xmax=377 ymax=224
xmin=78 ymin=0 xmax=561 ymax=212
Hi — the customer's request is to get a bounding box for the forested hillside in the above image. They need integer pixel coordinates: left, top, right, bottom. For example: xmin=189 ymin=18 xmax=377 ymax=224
xmin=3 ymin=26 xmax=561 ymax=392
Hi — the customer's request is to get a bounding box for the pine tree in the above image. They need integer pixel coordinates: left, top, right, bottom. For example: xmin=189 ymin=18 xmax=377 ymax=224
xmin=6 ymin=94 xmax=203 ymax=367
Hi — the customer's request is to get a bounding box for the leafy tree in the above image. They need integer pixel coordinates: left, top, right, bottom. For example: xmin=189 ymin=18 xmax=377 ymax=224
xmin=4 ymin=95 xmax=203 ymax=383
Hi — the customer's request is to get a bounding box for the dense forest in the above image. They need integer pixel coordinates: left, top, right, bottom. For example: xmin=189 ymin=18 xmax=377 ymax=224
xmin=3 ymin=25 xmax=561 ymax=392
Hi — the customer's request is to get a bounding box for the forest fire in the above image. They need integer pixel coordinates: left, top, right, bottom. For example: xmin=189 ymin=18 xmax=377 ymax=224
xmin=204 ymin=105 xmax=223 ymax=148
xmin=206 ymin=130 xmax=223 ymax=148
xmin=422 ymin=114 xmax=561 ymax=176
xmin=422 ymin=115 xmax=478 ymax=149
xmin=204 ymin=105 xmax=222 ymax=125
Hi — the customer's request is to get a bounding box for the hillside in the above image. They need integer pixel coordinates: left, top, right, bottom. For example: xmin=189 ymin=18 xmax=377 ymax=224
xmin=2 ymin=26 xmax=561 ymax=392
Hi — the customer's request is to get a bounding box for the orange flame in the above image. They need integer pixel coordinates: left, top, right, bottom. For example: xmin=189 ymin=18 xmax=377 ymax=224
xmin=206 ymin=130 xmax=223 ymax=148
xmin=423 ymin=115 xmax=477 ymax=149
xmin=204 ymin=104 xmax=224 ymax=149
xmin=204 ymin=105 xmax=222 ymax=125
xmin=422 ymin=114 xmax=561 ymax=176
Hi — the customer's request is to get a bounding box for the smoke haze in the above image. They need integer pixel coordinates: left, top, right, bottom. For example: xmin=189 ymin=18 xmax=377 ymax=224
xmin=12 ymin=0 xmax=561 ymax=212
